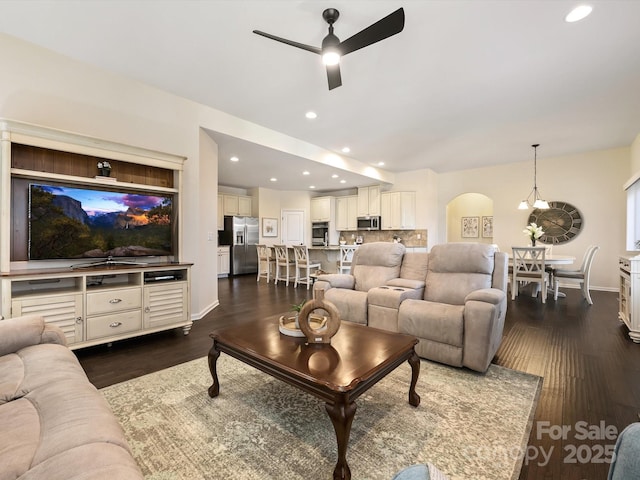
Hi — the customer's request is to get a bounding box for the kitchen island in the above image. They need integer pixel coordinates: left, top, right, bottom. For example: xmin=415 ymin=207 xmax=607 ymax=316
xmin=308 ymin=245 xmax=344 ymax=273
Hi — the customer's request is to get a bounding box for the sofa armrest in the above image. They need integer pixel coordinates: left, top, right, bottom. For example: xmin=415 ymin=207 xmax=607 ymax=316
xmin=0 ymin=315 xmax=67 ymax=356
xmin=386 ymin=278 xmax=426 ymax=290
xmin=462 ymin=288 xmax=507 ymax=372
xmin=465 ymin=288 xmax=504 ymax=305
xmin=317 ymin=274 xmax=356 ymax=290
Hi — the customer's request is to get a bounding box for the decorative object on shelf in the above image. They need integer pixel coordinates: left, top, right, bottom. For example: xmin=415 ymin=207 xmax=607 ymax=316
xmin=482 ymin=216 xmax=493 ymax=238
xmin=262 ymin=217 xmax=278 ymax=237
xmin=297 ymin=290 xmax=341 ymax=344
xmin=97 ymin=160 xmax=112 ymax=177
xmin=527 ymin=201 xmax=583 ymax=244
xmin=523 ymin=222 xmax=544 ymax=246
xmin=518 ymin=144 xmax=550 ymax=210
xmin=461 ymin=216 xmax=479 ymax=238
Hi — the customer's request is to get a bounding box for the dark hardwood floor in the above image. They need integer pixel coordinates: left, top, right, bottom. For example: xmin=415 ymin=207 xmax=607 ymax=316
xmin=76 ymin=275 xmax=640 ymax=479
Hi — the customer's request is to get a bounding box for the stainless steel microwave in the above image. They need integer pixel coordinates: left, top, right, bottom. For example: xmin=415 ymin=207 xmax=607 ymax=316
xmin=357 ymin=216 xmax=381 ymax=231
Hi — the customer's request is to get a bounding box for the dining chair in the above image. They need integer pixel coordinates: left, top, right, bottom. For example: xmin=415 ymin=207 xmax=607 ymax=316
xmin=337 ymin=245 xmax=358 ymax=274
xmin=292 ymin=245 xmax=321 ymax=290
xmin=256 ymin=244 xmax=275 ymax=283
xmin=553 ymin=245 xmax=600 ymax=304
xmin=511 ymin=246 xmax=549 ymax=303
xmin=273 ymin=244 xmax=296 ymax=286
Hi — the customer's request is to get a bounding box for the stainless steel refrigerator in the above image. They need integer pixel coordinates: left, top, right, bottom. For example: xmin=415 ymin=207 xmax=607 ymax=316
xmin=222 ymin=216 xmax=258 ymax=275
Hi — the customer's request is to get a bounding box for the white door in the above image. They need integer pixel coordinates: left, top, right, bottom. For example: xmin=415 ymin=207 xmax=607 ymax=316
xmin=281 ymin=210 xmax=304 ymax=245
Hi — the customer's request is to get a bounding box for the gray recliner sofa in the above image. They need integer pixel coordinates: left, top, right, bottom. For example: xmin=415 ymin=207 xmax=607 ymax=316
xmin=0 ymin=315 xmax=143 ymax=480
xmin=313 ymin=242 xmax=407 ymax=325
xmin=314 ymin=242 xmax=508 ymax=373
xmin=397 ymin=243 xmax=508 ymax=372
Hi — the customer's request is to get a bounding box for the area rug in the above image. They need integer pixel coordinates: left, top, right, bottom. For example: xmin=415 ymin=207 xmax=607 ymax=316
xmin=101 ymin=356 xmax=541 ymax=480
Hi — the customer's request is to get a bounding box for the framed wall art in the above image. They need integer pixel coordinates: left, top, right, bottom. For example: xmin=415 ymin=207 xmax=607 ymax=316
xmin=262 ymin=217 xmax=278 ymax=237
xmin=482 ymin=216 xmax=494 ymax=238
xmin=461 ymin=216 xmax=479 ymax=238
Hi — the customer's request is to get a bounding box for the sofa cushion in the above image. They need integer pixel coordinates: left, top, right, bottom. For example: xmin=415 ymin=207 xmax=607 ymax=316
xmin=399 ymin=252 xmax=429 ymax=281
xmin=352 ymin=242 xmax=405 ymax=292
xmin=424 ymin=243 xmax=494 ymax=304
xmin=398 ymin=299 xmax=464 ymax=347
xmin=324 ymin=288 xmax=368 ymax=324
xmin=0 ymin=397 xmax=39 ymax=479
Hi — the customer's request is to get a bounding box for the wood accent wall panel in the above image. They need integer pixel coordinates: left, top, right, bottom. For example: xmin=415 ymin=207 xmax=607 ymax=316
xmin=11 ymin=144 xmax=173 ymax=188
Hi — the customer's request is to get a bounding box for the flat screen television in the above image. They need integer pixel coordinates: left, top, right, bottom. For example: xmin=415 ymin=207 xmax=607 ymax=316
xmin=28 ymin=183 xmax=174 ymax=261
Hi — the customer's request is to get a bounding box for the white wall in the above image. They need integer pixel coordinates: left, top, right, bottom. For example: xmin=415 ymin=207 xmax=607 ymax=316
xmin=446 ymin=193 xmax=494 ymax=244
xmin=437 ymin=147 xmax=630 ymax=290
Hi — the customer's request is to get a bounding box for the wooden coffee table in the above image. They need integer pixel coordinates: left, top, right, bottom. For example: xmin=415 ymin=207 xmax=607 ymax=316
xmin=207 ymin=316 xmax=420 ymax=480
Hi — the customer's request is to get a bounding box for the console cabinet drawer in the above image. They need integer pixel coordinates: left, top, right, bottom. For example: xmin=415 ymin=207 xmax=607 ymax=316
xmin=86 ymin=287 xmax=141 ymax=316
xmin=86 ymin=310 xmax=142 ymax=340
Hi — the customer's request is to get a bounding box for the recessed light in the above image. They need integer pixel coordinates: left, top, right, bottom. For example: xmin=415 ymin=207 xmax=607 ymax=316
xmin=377 ymin=161 xmax=385 ymax=166
xmin=270 ymin=177 xmax=277 ymax=182
xmin=230 ymin=156 xmax=239 ymax=162
xmin=342 ymin=147 xmax=351 ymax=153
xmin=309 ymin=185 xmax=316 ymax=189
xmin=340 ymin=180 xmax=346 ymax=184
xmin=305 ymin=111 xmax=317 ymax=119
xmin=332 ymin=174 xmax=339 ymax=179
xmin=565 ymin=5 xmax=592 ymax=22
xmin=303 ymin=171 xmax=310 ymax=175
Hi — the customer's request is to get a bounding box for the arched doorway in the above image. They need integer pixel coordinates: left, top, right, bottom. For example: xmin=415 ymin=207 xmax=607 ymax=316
xmin=446 ymin=193 xmax=494 ymax=243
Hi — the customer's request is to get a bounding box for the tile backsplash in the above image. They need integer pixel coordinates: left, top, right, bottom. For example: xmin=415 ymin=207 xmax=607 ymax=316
xmin=338 ymin=229 xmax=427 ymax=248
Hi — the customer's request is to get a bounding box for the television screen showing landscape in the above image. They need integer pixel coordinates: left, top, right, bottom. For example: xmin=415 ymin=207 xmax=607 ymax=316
xmin=29 ymin=183 xmax=173 ymax=260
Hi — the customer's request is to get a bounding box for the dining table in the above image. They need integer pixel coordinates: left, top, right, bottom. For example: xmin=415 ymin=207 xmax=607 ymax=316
xmin=509 ymin=252 xmax=576 ymax=298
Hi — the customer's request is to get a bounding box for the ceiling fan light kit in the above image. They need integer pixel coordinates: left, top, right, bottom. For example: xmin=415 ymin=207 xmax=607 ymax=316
xmin=253 ymin=7 xmax=405 ymax=90
xmin=518 ymin=144 xmax=550 ymax=210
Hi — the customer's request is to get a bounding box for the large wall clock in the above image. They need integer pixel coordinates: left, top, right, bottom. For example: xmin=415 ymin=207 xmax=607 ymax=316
xmin=528 ymin=201 xmax=583 ymax=244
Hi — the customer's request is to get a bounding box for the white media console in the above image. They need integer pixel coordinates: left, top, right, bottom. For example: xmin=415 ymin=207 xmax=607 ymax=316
xmin=2 ymin=263 xmax=192 ymax=349
xmin=0 ymin=119 xmax=192 ymax=349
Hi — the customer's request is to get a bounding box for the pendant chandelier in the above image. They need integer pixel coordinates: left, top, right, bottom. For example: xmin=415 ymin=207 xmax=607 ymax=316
xmin=518 ymin=144 xmax=549 ymax=210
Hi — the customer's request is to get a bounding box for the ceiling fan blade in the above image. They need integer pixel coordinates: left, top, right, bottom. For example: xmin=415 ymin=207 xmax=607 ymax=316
xmin=326 ymin=63 xmax=342 ymax=90
xmin=253 ymin=30 xmax=321 ymax=55
xmin=338 ymin=8 xmax=405 ymax=56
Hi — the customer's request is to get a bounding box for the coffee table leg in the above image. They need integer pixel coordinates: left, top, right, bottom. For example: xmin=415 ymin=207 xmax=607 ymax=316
xmin=325 ymin=400 xmax=356 ymax=480
xmin=408 ymin=349 xmax=421 ymax=407
xmin=207 ymin=341 xmax=221 ymax=398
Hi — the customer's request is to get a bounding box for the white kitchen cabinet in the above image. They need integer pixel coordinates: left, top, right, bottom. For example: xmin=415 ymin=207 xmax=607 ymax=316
xmin=336 ymin=196 xmax=359 ymax=231
xmin=381 ymin=191 xmax=416 ymax=230
xmin=222 ymin=194 xmax=252 ymax=216
xmin=238 ymin=196 xmax=252 ymax=216
xmin=218 ymin=246 xmax=230 ymax=277
xmin=357 ymin=186 xmax=381 ymax=217
xmin=311 ymin=196 xmax=335 ymax=222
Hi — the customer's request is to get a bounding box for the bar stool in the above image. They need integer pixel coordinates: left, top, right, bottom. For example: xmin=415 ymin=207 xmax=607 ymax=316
xmin=292 ymin=245 xmax=321 ymax=290
xmin=337 ymin=245 xmax=358 ymax=274
xmin=256 ymin=244 xmax=275 ymax=283
xmin=273 ymin=244 xmax=296 ymax=286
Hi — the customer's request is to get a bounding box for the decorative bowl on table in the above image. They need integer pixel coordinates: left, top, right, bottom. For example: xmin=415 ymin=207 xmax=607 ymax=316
xmin=279 ymin=314 xmax=327 ymax=337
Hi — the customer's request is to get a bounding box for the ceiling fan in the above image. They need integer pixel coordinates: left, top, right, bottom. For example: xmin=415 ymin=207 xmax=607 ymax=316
xmin=253 ymin=7 xmax=405 ymax=90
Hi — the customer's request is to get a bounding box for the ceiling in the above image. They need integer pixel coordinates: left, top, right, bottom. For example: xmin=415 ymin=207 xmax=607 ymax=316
xmin=1 ymin=1 xmax=640 ymax=192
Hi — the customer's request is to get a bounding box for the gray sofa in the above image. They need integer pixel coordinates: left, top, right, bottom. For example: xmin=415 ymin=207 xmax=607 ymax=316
xmin=0 ymin=315 xmax=143 ymax=480
xmin=314 ymin=242 xmax=508 ymax=372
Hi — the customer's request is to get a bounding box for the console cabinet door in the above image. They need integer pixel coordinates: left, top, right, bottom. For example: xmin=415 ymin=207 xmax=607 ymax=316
xmin=11 ymin=293 xmax=83 ymax=345
xmin=144 ymin=282 xmax=189 ymax=329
